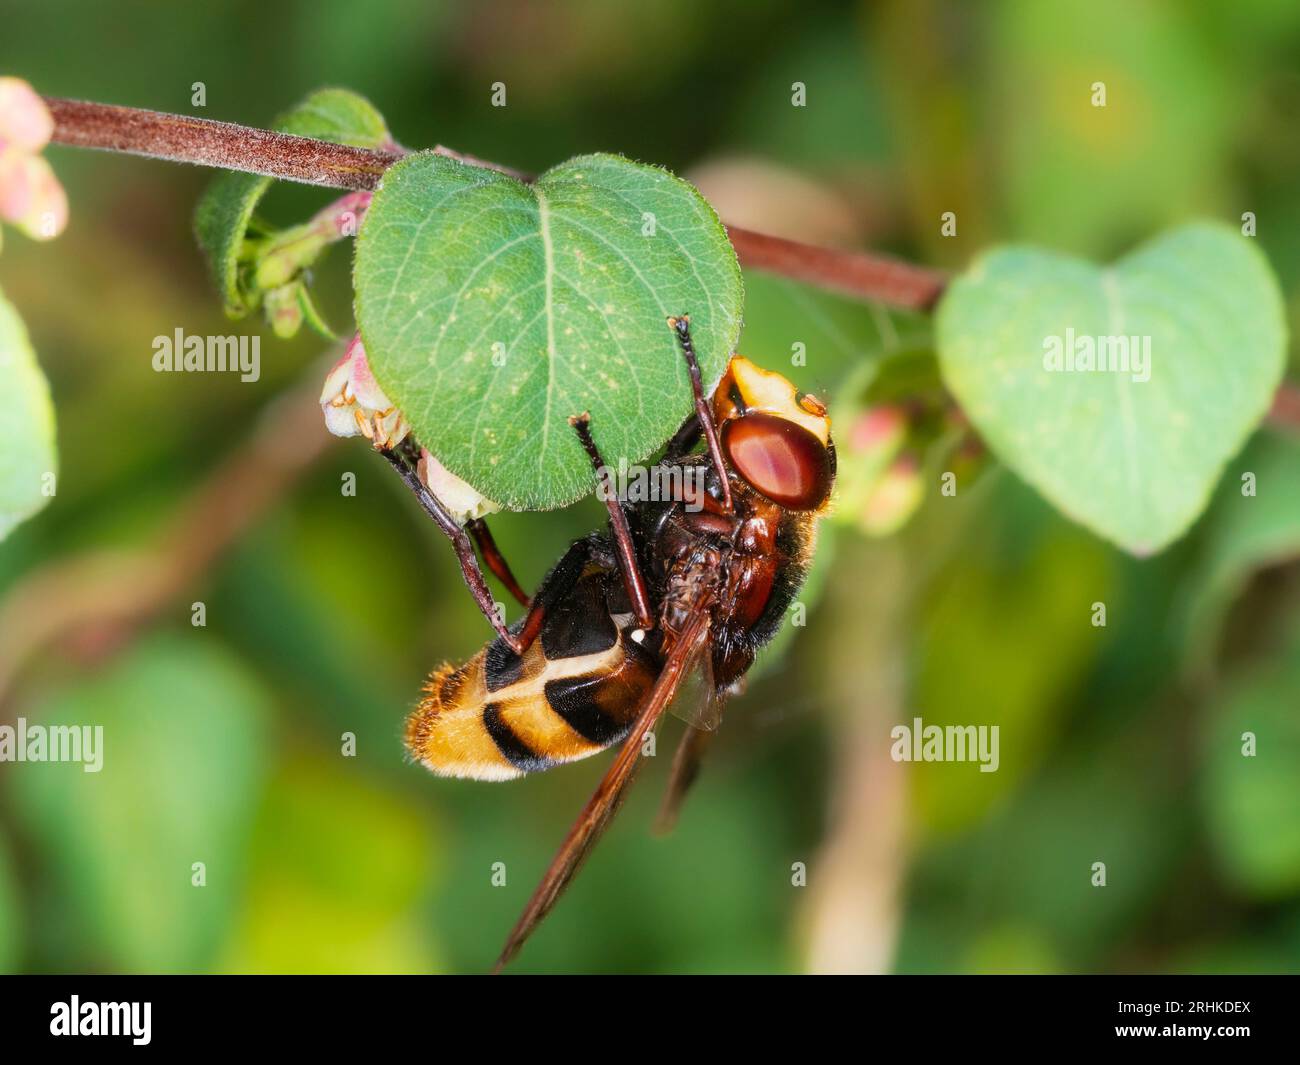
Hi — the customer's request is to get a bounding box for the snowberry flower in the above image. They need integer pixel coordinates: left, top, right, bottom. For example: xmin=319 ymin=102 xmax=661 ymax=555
xmin=417 ymin=448 xmax=500 ymax=525
xmin=859 ymin=453 xmax=923 ymax=536
xmin=848 ymin=404 xmax=907 ymax=458
xmin=0 ymin=77 xmax=52 ymax=153
xmin=321 ymin=334 xmax=500 ymax=523
xmin=320 ymin=334 xmax=409 ymax=449
xmin=0 ymin=78 xmax=67 ymax=247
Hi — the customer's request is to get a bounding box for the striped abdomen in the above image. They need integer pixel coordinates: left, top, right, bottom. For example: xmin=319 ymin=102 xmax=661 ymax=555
xmin=406 ymin=571 xmax=660 ymax=781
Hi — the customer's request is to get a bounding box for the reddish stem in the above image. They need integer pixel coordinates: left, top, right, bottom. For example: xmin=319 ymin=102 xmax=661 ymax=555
xmin=43 ymin=97 xmax=401 ymax=190
xmin=36 ymin=95 xmax=1300 ymax=426
xmin=43 ymin=95 xmax=945 ymax=311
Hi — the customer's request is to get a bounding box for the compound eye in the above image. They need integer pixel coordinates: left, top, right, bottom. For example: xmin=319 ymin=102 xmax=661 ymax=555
xmin=722 ymin=413 xmax=833 ymax=511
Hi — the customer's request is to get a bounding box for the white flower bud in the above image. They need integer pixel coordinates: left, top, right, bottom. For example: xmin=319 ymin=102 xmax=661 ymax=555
xmin=320 ymin=334 xmax=409 ymax=449
xmin=418 ymin=448 xmax=499 ymax=524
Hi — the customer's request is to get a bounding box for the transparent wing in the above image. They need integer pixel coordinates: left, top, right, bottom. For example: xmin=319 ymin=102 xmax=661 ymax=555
xmin=655 ymin=631 xmax=726 ymax=832
xmin=667 ymin=642 xmax=723 ymax=732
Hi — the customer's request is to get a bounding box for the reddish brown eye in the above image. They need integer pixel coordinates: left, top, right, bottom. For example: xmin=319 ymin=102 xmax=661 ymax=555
xmin=722 ymin=413 xmax=833 ymax=510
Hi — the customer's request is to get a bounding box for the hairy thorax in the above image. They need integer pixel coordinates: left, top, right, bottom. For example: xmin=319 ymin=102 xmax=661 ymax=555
xmin=644 ymin=469 xmax=790 ymax=687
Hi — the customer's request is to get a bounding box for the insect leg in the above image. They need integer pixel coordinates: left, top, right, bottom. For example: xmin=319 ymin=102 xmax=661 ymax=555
xmin=654 ymin=724 xmax=716 ymax=836
xmin=667 ymin=314 xmax=734 ymax=512
xmin=502 ymin=533 xmax=600 ymax=656
xmin=664 ymin=411 xmax=701 ymax=459
xmin=568 ymin=413 xmax=656 ymax=631
xmin=467 ymin=518 xmax=530 ymax=608
xmin=380 ymin=443 xmax=526 ymax=656
xmin=664 ymin=412 xmax=735 ymax=518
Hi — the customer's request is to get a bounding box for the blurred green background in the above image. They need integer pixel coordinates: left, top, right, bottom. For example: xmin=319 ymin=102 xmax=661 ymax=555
xmin=1 ymin=0 xmax=1299 ymax=974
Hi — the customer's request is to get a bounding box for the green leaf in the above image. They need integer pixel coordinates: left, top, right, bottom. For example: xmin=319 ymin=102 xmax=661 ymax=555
xmin=906 ymin=735 xmax=1189 ymax=967
xmin=0 ymin=286 xmax=56 ymax=542
xmin=910 ymin=511 xmax=1110 ymax=833
xmin=936 ymin=223 xmax=1287 ymax=555
xmin=1182 ymin=432 xmax=1300 ymax=670
xmin=194 ymin=88 xmax=390 ymax=318
xmin=0 ymin=831 xmax=19 ymax=971
xmin=989 ymin=0 xmax=1237 ymax=256
xmin=738 ymin=271 xmax=930 ymax=381
xmin=222 ymin=754 xmax=439 ymax=973
xmin=1201 ymin=649 xmax=1300 ymax=898
xmin=9 ymin=635 xmax=270 ymax=971
xmin=354 ymin=152 xmax=743 ymax=510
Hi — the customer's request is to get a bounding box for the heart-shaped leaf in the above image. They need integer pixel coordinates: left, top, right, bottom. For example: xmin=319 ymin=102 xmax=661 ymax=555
xmin=0 ymin=286 xmax=56 ymax=543
xmin=937 ymin=223 xmax=1287 ymax=554
xmin=354 ymin=152 xmax=743 ymax=510
xmin=1182 ymin=433 xmax=1300 ymax=671
xmin=194 ymin=88 xmax=390 ymax=321
xmin=1201 ymin=648 xmax=1300 ymax=899
xmin=10 ymin=635 xmax=270 ymax=970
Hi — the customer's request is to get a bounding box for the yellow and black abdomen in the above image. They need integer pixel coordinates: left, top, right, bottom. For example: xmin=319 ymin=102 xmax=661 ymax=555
xmin=406 ymin=564 xmax=660 ymax=781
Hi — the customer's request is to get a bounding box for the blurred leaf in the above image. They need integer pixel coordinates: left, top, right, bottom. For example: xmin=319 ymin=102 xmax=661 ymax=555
xmin=991 ymin=0 xmax=1236 ymax=254
xmin=910 ymin=491 xmax=1111 ymax=833
xmin=739 ymin=272 xmax=930 ymax=390
xmin=354 ymin=152 xmax=743 ymax=510
xmin=9 ymin=635 xmax=270 ymax=971
xmin=852 ymin=347 xmax=945 ymax=406
xmin=1166 ymin=910 xmax=1300 ymax=975
xmin=222 ymin=754 xmax=438 ymax=973
xmin=0 ymin=831 xmax=19 ymax=971
xmin=458 ymin=770 xmax=792 ymax=974
xmin=193 ymin=87 xmax=390 ymax=318
xmin=900 ymin=734 xmax=1190 ymax=970
xmin=937 ymin=223 xmax=1287 ymax=554
xmin=732 ymin=25 xmax=891 ymax=168
xmin=1182 ymin=432 xmax=1300 ymax=668
xmin=962 ymin=926 xmax=1061 ymax=974
xmin=1201 ymin=648 xmax=1300 ymax=899
xmin=0 ymin=285 xmax=56 ymax=542
xmin=290 ymin=0 xmax=454 ymax=106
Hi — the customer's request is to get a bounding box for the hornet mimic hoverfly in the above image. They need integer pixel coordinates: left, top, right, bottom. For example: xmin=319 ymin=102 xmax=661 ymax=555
xmin=332 ymin=316 xmax=835 ymax=970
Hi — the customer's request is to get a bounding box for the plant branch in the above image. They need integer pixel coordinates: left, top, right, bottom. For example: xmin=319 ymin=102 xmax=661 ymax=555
xmin=44 ymin=95 xmax=947 ymax=311
xmin=39 ymin=95 xmax=1300 ymax=423
xmin=725 ymin=226 xmax=945 ymax=310
xmin=43 ymin=97 xmax=403 ymax=190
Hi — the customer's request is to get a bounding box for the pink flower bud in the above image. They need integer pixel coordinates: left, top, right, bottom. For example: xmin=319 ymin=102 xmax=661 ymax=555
xmin=0 ymin=149 xmax=33 ymax=222
xmin=320 ymin=334 xmax=409 ymax=449
xmin=859 ymin=454 xmax=923 ymax=536
xmin=0 ymin=78 xmax=54 ymax=153
xmin=264 ymin=281 xmax=305 ymax=339
xmin=848 ymin=405 xmax=907 ymax=456
xmin=2 ymin=154 xmax=67 ymax=240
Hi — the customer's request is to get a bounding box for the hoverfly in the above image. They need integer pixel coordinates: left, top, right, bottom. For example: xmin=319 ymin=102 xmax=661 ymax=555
xmin=332 ymin=316 xmax=835 ymax=970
